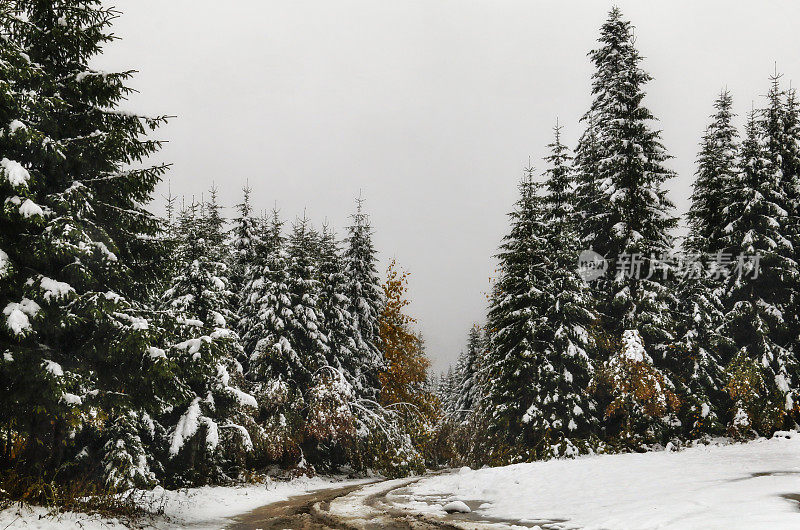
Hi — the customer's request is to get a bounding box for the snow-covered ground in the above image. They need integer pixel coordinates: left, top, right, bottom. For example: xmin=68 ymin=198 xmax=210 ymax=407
xmin=393 ymin=432 xmax=800 ymax=529
xmin=0 ymin=475 xmax=371 ymax=529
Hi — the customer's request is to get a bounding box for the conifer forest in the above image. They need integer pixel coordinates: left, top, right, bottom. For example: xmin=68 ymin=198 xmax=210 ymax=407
xmin=2 ymin=2 xmax=800 ymax=528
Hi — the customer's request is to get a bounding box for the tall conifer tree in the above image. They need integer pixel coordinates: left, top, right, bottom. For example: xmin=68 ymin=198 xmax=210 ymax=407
xmin=573 ymin=8 xmax=678 ymax=356
xmin=0 ymin=0 xmax=176 ymax=485
xmin=345 ymin=197 xmax=384 ymax=402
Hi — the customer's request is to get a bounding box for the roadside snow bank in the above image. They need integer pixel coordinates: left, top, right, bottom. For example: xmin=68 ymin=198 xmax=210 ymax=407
xmin=403 ymin=434 xmax=800 ymax=529
xmin=0 ymin=476 xmax=371 ymax=529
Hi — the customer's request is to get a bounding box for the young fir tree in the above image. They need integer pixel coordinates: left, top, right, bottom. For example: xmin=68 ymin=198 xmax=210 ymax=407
xmin=451 ymin=325 xmax=484 ymax=423
xmin=535 ymin=126 xmax=600 ymax=455
xmin=675 ymin=90 xmax=740 ymax=436
xmin=720 ymin=109 xmax=798 ymax=435
xmin=0 ymin=1 xmax=177 ymax=486
xmin=238 ymin=209 xmax=303 ymax=462
xmin=485 ymin=171 xmax=592 ymax=457
xmin=344 ymin=196 xmax=385 ymax=401
xmin=574 ymin=8 xmax=678 ymax=358
xmin=161 ymin=202 xmax=257 ymax=486
xmin=317 ymin=224 xmax=361 ymax=393
xmin=229 ymin=187 xmax=259 ymax=302
xmin=285 ymin=215 xmax=328 ymax=380
xmin=573 ymin=113 xmax=605 ymax=242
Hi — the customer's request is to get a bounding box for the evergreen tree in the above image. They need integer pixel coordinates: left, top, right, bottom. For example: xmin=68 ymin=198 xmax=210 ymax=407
xmin=344 ymin=196 xmax=385 ymax=401
xmin=317 ymin=224 xmax=361 ymax=392
xmin=285 ymin=215 xmax=328 ymax=383
xmin=675 ymin=90 xmax=740 ymax=436
xmin=574 ymin=7 xmax=678 ymax=356
xmin=687 ymin=90 xmax=740 ymax=255
xmin=484 ymin=168 xmax=596 ymax=456
xmin=239 ymin=209 xmax=302 ymax=461
xmin=720 ymin=108 xmax=798 ymax=434
xmin=451 ymin=325 xmax=484 ymax=423
xmin=542 ymin=121 xmax=575 ymax=230
xmin=161 ymin=202 xmax=256 ymax=486
xmin=229 ymin=186 xmax=260 ymax=304
xmin=573 ymin=113 xmax=605 ymax=242
xmin=0 ymin=0 xmax=176 ymax=486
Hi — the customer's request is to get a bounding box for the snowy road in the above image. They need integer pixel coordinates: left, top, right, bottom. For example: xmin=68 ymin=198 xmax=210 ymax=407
xmin=228 ymin=433 xmax=800 ymax=529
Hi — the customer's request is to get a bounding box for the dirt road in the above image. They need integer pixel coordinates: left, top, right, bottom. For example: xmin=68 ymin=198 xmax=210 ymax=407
xmin=226 ymin=477 xmax=561 ymax=529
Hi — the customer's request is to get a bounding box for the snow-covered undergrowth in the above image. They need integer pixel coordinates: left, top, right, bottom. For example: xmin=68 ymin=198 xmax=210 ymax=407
xmin=398 ymin=433 xmax=800 ymax=529
xmin=0 ymin=476 xmax=370 ymax=529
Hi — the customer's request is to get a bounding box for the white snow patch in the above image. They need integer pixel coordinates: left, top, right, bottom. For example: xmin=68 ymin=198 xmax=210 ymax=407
xmin=19 ymin=198 xmax=43 ymax=218
xmin=148 ymin=346 xmax=167 ymax=360
xmin=1 ymin=158 xmax=30 ymax=187
xmin=0 ymin=248 xmax=9 ymax=277
xmin=0 ymin=477 xmax=371 ymax=530
xmin=40 ymin=277 xmax=74 ymax=301
xmin=43 ymin=360 xmax=63 ymax=377
xmin=61 ymin=393 xmax=82 ymax=405
xmin=401 ymin=435 xmax=800 ymax=529
xmin=3 ymin=298 xmax=40 ymax=335
xmin=442 ymin=500 xmax=471 ymax=513
xmin=170 ymin=398 xmax=202 ymax=456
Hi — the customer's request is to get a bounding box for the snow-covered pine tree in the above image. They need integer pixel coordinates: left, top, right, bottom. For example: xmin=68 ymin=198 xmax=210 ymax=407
xmin=574 ymin=8 xmax=678 ymax=358
xmin=675 ymin=90 xmax=740 ymax=436
xmin=285 ymin=216 xmax=329 ymax=381
xmin=720 ymin=108 xmax=798 ymax=435
xmin=687 ymin=90 xmax=740 ymax=255
xmin=451 ymin=325 xmax=484 ymax=423
xmin=484 ymin=172 xmax=559 ymax=456
xmin=573 ymin=112 xmax=605 ymax=242
xmin=534 ymin=126 xmax=600 ymax=455
xmin=316 ymin=224 xmax=361 ymax=392
xmin=229 ymin=187 xmax=260 ymax=304
xmin=238 ymin=209 xmax=304 ymax=462
xmin=345 ymin=196 xmax=385 ymax=401
xmin=161 ymin=201 xmax=257 ymax=486
xmin=0 ymin=0 xmax=177 ymax=486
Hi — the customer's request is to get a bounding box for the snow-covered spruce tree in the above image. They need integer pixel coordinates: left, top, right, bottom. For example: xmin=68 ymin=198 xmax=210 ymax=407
xmin=534 ymin=126 xmax=600 ymax=456
xmin=573 ymin=112 xmax=605 ymax=242
xmin=675 ymin=91 xmax=740 ymax=437
xmin=719 ymin=105 xmax=798 ymax=435
xmin=316 ymin=224 xmax=359 ymax=384
xmin=344 ymin=196 xmax=385 ymax=401
xmin=484 ymin=173 xmax=551 ymax=457
xmin=485 ymin=169 xmax=596 ymax=459
xmin=228 ymin=187 xmax=260 ymax=313
xmin=574 ymin=8 xmax=678 ymax=358
xmin=160 ymin=201 xmax=257 ymax=487
xmin=239 ymin=209 xmax=304 ymax=464
xmin=451 ymin=324 xmax=484 ymax=424
xmin=590 ymin=330 xmax=680 ymax=447
xmin=0 ymin=1 xmax=178 ymax=487
xmin=686 ymin=90 xmax=740 ymax=255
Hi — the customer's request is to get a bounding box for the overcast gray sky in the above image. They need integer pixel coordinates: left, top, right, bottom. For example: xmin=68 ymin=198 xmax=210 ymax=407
xmin=98 ymin=1 xmax=800 ymax=373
